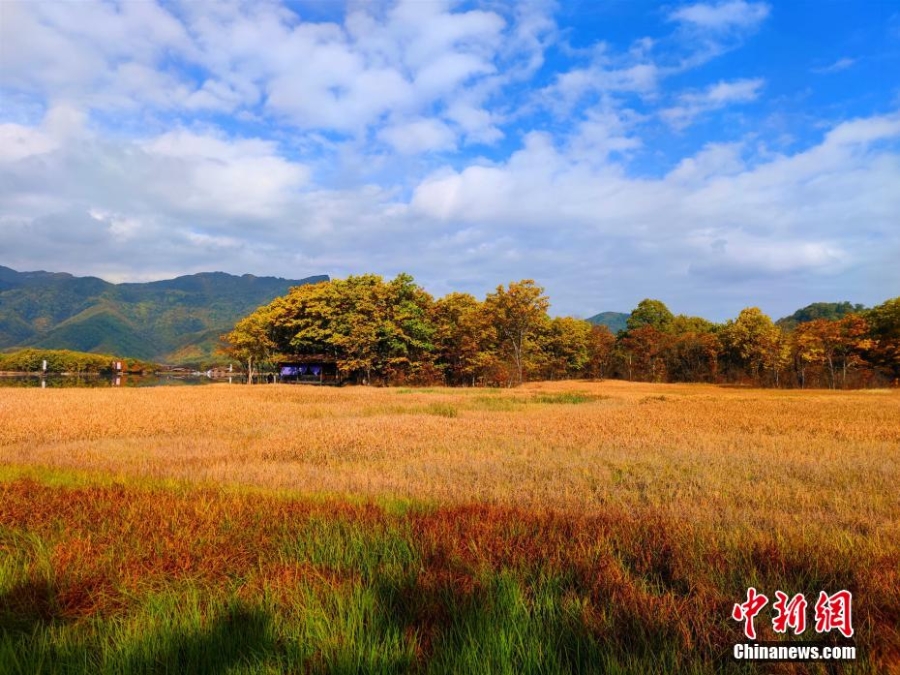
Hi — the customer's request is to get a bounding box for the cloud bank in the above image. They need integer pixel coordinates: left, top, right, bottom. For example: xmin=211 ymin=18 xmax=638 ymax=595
xmin=0 ymin=0 xmax=897 ymax=319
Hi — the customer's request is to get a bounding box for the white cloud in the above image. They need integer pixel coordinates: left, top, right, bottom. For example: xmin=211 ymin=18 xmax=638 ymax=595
xmin=687 ymin=233 xmax=847 ymax=282
xmin=703 ymin=78 xmax=765 ymax=104
xmin=0 ymin=0 xmax=515 ymax=141
xmin=413 ymin=53 xmax=496 ymax=99
xmin=0 ymin=2 xmax=896 ymax=320
xmin=565 ymin=104 xmax=643 ymax=163
xmin=1 ymin=109 xmax=898 ymax=317
xmin=543 ymin=62 xmax=660 ymax=112
xmin=378 ymin=117 xmax=457 ymax=155
xmin=0 ymin=0 xmax=192 ymax=106
xmin=260 ymin=23 xmax=415 ymax=131
xmin=0 ymin=124 xmax=57 ymax=163
xmin=445 ymin=102 xmax=504 ymax=145
xmin=669 ymin=1 xmax=770 ymax=32
xmin=139 ymin=130 xmax=312 ymax=219
xmin=173 ymin=0 xmax=508 ymax=134
xmin=667 ymin=142 xmax=746 ymax=184
xmin=539 ymin=1 xmax=765 ymax=119
xmin=0 ymin=107 xmax=311 ymax=230
xmin=821 ymin=115 xmax=900 ymax=146
xmin=183 ymin=80 xmax=249 ymax=112
xmin=666 ymin=1 xmax=771 ymax=69
xmin=501 ymin=1 xmax=557 ymax=77
xmin=406 ymin=112 xmax=899 ymax=311
xmin=661 ymin=78 xmax=764 ymax=128
xmin=0 ymin=103 xmax=86 ymax=163
xmin=88 ymin=208 xmax=142 ymax=241
xmin=812 ymin=57 xmax=856 ymax=74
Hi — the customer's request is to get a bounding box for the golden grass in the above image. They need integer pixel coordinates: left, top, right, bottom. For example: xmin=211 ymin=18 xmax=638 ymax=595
xmin=1 ymin=381 xmax=898 ymax=537
xmin=2 ymin=380 xmax=898 ymax=671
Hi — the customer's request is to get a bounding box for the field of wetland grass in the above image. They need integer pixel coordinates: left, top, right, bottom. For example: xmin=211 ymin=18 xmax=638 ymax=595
xmin=1 ymin=381 xmax=898 ymax=673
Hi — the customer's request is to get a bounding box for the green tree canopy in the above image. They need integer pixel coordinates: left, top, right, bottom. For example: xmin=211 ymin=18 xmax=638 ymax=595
xmin=626 ymin=299 xmax=674 ymax=333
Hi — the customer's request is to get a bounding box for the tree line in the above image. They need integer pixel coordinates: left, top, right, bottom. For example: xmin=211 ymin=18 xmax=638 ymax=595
xmin=222 ymin=274 xmax=900 ymax=388
xmin=0 ymin=349 xmax=152 ymax=374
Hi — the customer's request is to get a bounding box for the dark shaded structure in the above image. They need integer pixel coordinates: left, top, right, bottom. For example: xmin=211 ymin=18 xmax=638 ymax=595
xmin=277 ymin=355 xmax=340 ymax=384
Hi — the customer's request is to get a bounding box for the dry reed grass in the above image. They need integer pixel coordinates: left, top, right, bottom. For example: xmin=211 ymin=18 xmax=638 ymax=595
xmin=1 ymin=381 xmax=897 ymax=531
xmin=1 ymin=380 xmax=898 ymax=672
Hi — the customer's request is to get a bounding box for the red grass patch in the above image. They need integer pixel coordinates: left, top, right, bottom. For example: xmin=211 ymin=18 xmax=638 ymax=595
xmin=1 ymin=478 xmax=897 ymax=671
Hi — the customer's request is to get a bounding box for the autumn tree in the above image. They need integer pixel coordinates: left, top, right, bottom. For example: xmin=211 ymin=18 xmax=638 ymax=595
xmin=319 ymin=275 xmax=382 ymax=382
xmin=245 ymin=274 xmax=435 ymax=384
xmin=223 ymin=273 xmax=895 ymax=390
xmin=221 ymin=308 xmax=278 ymax=384
xmin=537 ymin=316 xmax=593 ymax=380
xmin=483 ymin=280 xmax=550 ymax=386
xmin=721 ymin=307 xmax=786 ymax=385
xmin=584 ymin=324 xmax=616 ymax=379
xmin=319 ymin=274 xmax=435 ymax=384
xmin=431 ymin=292 xmax=495 ymax=386
xmin=266 ymin=279 xmax=335 ymax=356
xmin=665 ymin=317 xmax=721 ymax=383
xmin=615 ymin=300 xmax=678 ymax=381
xmin=618 ymin=325 xmax=672 ymax=381
xmin=834 ymin=314 xmax=872 ymax=387
xmin=791 ymin=320 xmax=827 ymax=388
xmin=787 ymin=315 xmax=872 ymax=388
xmin=865 ymin=297 xmax=900 ymax=383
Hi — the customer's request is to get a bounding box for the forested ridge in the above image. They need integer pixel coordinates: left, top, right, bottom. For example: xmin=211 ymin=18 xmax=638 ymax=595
xmin=223 ymin=274 xmax=900 ymax=388
xmin=0 ymin=265 xmax=327 ymax=362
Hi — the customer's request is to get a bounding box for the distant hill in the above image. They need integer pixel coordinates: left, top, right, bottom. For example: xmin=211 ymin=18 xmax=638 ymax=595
xmin=776 ymin=301 xmax=867 ymax=330
xmin=0 ymin=265 xmax=328 ymax=364
xmin=586 ymin=311 xmax=629 ymax=334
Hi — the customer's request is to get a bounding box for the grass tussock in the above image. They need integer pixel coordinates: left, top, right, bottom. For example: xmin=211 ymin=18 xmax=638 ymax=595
xmin=1 ymin=380 xmax=898 ymax=672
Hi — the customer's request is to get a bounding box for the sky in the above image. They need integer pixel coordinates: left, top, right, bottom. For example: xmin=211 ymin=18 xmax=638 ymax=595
xmin=1 ymin=0 xmax=898 ymax=321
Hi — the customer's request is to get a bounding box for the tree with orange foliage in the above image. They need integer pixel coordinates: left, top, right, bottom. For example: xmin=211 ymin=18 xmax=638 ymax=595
xmin=618 ymin=325 xmax=672 ymax=382
xmin=791 ymin=320 xmax=827 ymax=388
xmin=431 ymin=292 xmax=493 ymax=386
xmin=585 ymin=324 xmax=616 ymax=379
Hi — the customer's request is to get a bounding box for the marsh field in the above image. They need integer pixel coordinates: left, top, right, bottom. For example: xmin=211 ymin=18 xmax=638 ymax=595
xmin=1 ymin=382 xmax=898 ymax=674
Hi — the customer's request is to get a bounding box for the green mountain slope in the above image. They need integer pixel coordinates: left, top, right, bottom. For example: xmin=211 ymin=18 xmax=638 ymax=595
xmin=35 ymin=304 xmax=162 ymax=359
xmin=0 ymin=265 xmax=328 ymax=364
xmin=586 ymin=311 xmax=629 ymax=334
xmin=775 ymin=301 xmax=867 ymax=330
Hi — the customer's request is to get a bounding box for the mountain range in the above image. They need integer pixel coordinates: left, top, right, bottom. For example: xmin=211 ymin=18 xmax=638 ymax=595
xmin=0 ymin=265 xmax=327 ymax=364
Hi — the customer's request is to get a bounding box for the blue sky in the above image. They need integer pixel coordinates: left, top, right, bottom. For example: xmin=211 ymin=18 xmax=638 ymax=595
xmin=1 ymin=0 xmax=898 ymax=320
